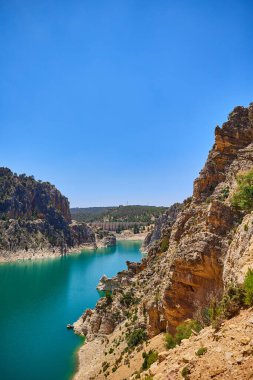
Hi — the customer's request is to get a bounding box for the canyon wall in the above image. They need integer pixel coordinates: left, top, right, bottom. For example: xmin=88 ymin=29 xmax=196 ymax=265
xmin=75 ymin=103 xmax=253 ymax=342
xmin=0 ymin=168 xmax=95 ymax=259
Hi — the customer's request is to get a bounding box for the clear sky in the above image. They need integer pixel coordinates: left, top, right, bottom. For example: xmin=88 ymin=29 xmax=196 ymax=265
xmin=1 ymin=0 xmax=253 ymax=207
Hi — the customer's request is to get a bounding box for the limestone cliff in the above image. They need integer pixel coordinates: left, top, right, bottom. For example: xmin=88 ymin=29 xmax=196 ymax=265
xmin=0 ymin=168 xmax=95 ymax=260
xmin=74 ymin=103 xmax=253 ymax=379
xmin=142 ymin=202 xmax=182 ymax=252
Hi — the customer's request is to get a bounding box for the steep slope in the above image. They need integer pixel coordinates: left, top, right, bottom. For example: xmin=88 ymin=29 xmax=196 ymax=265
xmin=0 ymin=168 xmax=95 ymax=260
xmin=142 ymin=202 xmax=183 ymax=252
xmin=73 ymin=103 xmax=253 ymax=379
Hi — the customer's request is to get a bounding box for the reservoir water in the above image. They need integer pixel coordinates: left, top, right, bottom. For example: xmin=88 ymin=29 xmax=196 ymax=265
xmin=0 ymin=240 xmax=142 ymax=380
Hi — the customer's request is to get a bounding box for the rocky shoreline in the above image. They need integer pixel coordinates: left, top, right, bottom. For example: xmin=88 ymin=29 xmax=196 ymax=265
xmin=0 ymin=243 xmax=97 ymax=263
xmin=0 ymin=232 xmax=148 ymax=263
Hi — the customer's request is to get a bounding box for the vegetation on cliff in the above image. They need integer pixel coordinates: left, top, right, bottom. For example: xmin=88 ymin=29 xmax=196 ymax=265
xmin=232 ymin=168 xmax=253 ymax=211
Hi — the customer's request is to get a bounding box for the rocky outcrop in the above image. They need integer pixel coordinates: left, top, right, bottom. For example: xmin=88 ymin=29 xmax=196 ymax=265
xmin=95 ymin=229 xmax=117 ymax=247
xmin=142 ymin=202 xmax=182 ymax=252
xmin=96 ymin=274 xmax=120 ymax=292
xmin=74 ymin=103 xmax=253 ymax=378
xmin=0 ymin=168 xmax=95 ymax=260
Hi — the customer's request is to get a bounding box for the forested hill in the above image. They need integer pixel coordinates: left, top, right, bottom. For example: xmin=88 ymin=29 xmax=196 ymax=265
xmin=70 ymin=205 xmax=166 ymax=224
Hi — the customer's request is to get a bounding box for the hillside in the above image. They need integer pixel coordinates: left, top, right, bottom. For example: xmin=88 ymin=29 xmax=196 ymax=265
xmin=71 ymin=205 xmax=166 ymax=224
xmin=73 ymin=103 xmax=253 ymax=379
xmin=0 ymin=168 xmax=95 ymax=261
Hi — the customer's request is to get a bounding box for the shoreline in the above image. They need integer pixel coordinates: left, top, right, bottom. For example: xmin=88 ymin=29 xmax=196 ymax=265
xmin=115 ymin=231 xmax=146 ymax=241
xmin=0 ymin=243 xmax=97 ymax=264
xmin=0 ymin=233 xmax=147 ymax=264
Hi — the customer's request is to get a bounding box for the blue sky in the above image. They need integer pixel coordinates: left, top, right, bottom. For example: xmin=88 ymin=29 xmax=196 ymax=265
xmin=1 ymin=0 xmax=253 ymax=207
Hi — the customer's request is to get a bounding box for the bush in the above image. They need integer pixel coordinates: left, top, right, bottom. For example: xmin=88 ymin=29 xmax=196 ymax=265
xmin=105 ymin=290 xmax=113 ymax=304
xmin=243 ymin=269 xmax=253 ymax=306
xmin=220 ymin=284 xmax=245 ymax=319
xmin=175 ymin=320 xmax=202 ymax=343
xmin=126 ymin=328 xmax=147 ymax=348
xmin=195 ymin=347 xmax=207 ymax=356
xmin=160 ymin=236 xmax=170 ymax=252
xmin=142 ymin=350 xmax=158 ymax=370
xmin=181 ymin=366 xmax=190 ymax=378
xmin=165 ymin=333 xmax=177 ymax=349
xmin=232 ymin=169 xmax=253 ymax=211
xmin=120 ymin=291 xmax=137 ymax=307
xmin=219 ymin=186 xmax=230 ymax=200
xmin=165 ymin=320 xmax=202 ymax=349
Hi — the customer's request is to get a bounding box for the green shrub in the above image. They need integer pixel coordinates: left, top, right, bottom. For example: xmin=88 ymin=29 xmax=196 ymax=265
xmin=102 ymin=361 xmax=109 ymax=372
xmin=174 ymin=320 xmax=202 ymax=344
xmin=243 ymin=269 xmax=253 ymax=306
xmin=165 ymin=332 xmax=177 ymax=349
xmin=232 ymin=169 xmax=253 ymax=211
xmin=126 ymin=328 xmax=147 ymax=348
xmin=220 ymin=284 xmax=245 ymax=319
xmin=120 ymin=291 xmax=136 ymax=307
xmin=181 ymin=366 xmax=190 ymax=378
xmin=142 ymin=350 xmax=158 ymax=370
xmin=160 ymin=236 xmax=170 ymax=252
xmin=165 ymin=320 xmax=202 ymax=349
xmin=195 ymin=347 xmax=207 ymax=356
xmin=105 ymin=290 xmax=113 ymax=304
xmin=219 ymin=186 xmax=230 ymax=200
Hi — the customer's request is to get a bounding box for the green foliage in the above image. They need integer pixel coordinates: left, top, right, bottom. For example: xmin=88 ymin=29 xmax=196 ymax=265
xmin=102 ymin=361 xmax=109 ymax=372
xmin=70 ymin=205 xmax=166 ymax=224
xmin=160 ymin=236 xmax=170 ymax=252
xmin=243 ymin=269 xmax=253 ymax=306
xmin=165 ymin=320 xmax=202 ymax=349
xmin=120 ymin=291 xmax=137 ymax=307
xmin=165 ymin=333 xmax=177 ymax=349
xmin=219 ymin=186 xmax=230 ymax=200
xmin=181 ymin=366 xmax=190 ymax=378
xmin=232 ymin=169 xmax=253 ymax=211
xmin=105 ymin=290 xmax=113 ymax=304
xmin=195 ymin=347 xmax=207 ymax=356
xmin=175 ymin=320 xmax=202 ymax=343
xmin=141 ymin=350 xmax=158 ymax=370
xmin=133 ymin=224 xmax=140 ymax=234
xmin=126 ymin=328 xmax=147 ymax=348
xmin=219 ymin=284 xmax=245 ymax=319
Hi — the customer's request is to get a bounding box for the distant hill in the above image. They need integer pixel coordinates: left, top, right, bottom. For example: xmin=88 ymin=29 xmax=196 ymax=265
xmin=70 ymin=205 xmax=166 ymax=224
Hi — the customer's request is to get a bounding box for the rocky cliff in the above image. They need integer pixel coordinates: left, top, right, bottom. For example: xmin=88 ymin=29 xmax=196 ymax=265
xmin=142 ymin=202 xmax=183 ymax=252
xmin=73 ymin=103 xmax=253 ymax=379
xmin=0 ymin=168 xmax=95 ymax=260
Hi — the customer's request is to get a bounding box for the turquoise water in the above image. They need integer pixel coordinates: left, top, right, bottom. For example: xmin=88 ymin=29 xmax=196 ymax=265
xmin=0 ymin=240 xmax=142 ymax=380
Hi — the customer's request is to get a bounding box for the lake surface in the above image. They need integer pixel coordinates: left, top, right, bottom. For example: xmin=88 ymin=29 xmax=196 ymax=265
xmin=0 ymin=240 xmax=142 ymax=380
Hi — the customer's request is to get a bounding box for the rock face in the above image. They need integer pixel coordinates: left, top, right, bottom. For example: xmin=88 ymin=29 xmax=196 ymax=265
xmin=0 ymin=168 xmax=95 ymax=259
xmin=96 ymin=231 xmax=116 ymax=247
xmin=74 ymin=103 xmax=253 ymax=347
xmin=142 ymin=202 xmax=182 ymax=252
xmin=96 ymin=275 xmax=120 ymax=292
